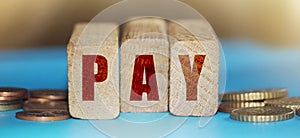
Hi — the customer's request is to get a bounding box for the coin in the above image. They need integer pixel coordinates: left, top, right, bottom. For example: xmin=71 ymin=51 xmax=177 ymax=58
xmin=297 ymin=108 xmax=300 ymax=116
xmin=0 ymin=103 xmax=23 ymax=111
xmin=218 ymin=101 xmax=265 ymax=113
xmin=16 ymin=111 xmax=70 ymax=121
xmin=23 ymin=100 xmax=68 ymax=111
xmin=30 ymin=89 xmax=67 ymax=100
xmin=265 ymin=97 xmax=300 ymax=111
xmin=0 ymin=96 xmax=23 ymax=102
xmin=230 ymin=106 xmax=294 ymax=122
xmin=0 ymin=100 xmax=22 ymax=105
xmin=220 ymin=88 xmax=288 ymax=101
xmin=0 ymin=87 xmax=28 ymax=97
xmin=27 ymin=98 xmax=51 ymax=103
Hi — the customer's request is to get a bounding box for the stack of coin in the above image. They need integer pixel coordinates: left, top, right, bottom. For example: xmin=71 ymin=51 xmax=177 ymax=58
xmin=16 ymin=89 xmax=70 ymax=121
xmin=219 ymin=88 xmax=300 ymax=122
xmin=219 ymin=88 xmax=288 ymax=113
xmin=0 ymin=87 xmax=28 ymax=111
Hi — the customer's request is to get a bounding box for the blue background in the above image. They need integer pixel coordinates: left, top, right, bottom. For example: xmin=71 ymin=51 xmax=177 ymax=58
xmin=0 ymin=40 xmax=300 ymax=138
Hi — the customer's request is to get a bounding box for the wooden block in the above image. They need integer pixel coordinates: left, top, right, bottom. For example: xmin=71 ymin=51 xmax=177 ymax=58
xmin=67 ymin=23 xmax=119 ymax=119
xmin=120 ymin=18 xmax=169 ymax=112
xmin=168 ymin=20 xmax=219 ymax=116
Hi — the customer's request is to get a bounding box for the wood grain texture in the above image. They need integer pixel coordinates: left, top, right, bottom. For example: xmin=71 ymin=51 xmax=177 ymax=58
xmin=168 ymin=20 xmax=219 ymax=116
xmin=67 ymin=23 xmax=119 ymax=119
xmin=120 ymin=18 xmax=169 ymax=112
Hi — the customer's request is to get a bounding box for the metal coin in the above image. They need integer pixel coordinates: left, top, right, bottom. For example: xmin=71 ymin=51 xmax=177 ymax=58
xmin=0 ymin=103 xmax=23 ymax=111
xmin=27 ymin=98 xmax=51 ymax=103
xmin=23 ymin=100 xmax=68 ymax=111
xmin=220 ymin=88 xmax=288 ymax=101
xmin=218 ymin=101 xmax=265 ymax=113
xmin=230 ymin=106 xmax=294 ymax=122
xmin=0 ymin=87 xmax=28 ymax=97
xmin=265 ymin=97 xmax=300 ymax=111
xmin=296 ymin=108 xmax=300 ymax=116
xmin=16 ymin=110 xmax=70 ymax=121
xmin=0 ymin=100 xmax=22 ymax=105
xmin=30 ymin=89 xmax=67 ymax=100
xmin=0 ymin=96 xmax=23 ymax=102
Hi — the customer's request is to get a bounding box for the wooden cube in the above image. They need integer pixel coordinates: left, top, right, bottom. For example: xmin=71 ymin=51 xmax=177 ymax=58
xmin=168 ymin=20 xmax=219 ymax=116
xmin=120 ymin=18 xmax=169 ymax=112
xmin=67 ymin=23 xmax=120 ymax=119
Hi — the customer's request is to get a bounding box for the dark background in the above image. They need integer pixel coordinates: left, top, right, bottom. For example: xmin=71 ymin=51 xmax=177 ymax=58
xmin=0 ymin=0 xmax=299 ymax=49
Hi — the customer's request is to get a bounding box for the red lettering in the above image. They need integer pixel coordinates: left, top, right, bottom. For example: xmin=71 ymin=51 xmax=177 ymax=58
xmin=130 ymin=55 xmax=159 ymax=101
xmin=82 ymin=55 xmax=108 ymax=101
xmin=179 ymin=55 xmax=206 ymax=101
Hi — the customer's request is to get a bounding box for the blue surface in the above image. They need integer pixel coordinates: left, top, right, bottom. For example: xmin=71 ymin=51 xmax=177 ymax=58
xmin=1 ymin=40 xmax=300 ymax=138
